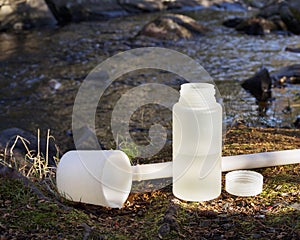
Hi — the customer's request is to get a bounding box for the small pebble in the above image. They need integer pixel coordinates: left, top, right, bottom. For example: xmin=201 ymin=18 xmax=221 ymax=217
xmin=252 ymin=233 xmax=261 ymax=239
xmin=158 ymin=223 xmax=170 ymax=239
xmin=49 ymin=79 xmax=62 ymax=91
xmin=280 ymin=193 xmax=289 ymax=197
xmin=254 ymin=214 xmax=265 ymax=219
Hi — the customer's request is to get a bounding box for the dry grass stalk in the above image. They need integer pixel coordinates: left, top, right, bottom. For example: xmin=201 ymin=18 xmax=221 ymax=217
xmin=0 ymin=129 xmax=58 ymax=188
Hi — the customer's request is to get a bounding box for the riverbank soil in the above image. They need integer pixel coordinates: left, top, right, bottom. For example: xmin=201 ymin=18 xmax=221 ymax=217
xmin=1 ymin=125 xmax=299 ymax=239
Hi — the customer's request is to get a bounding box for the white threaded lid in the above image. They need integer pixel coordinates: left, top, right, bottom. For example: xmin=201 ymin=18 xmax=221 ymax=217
xmin=225 ymin=170 xmax=263 ymax=197
xmin=179 ymin=83 xmax=216 ymax=108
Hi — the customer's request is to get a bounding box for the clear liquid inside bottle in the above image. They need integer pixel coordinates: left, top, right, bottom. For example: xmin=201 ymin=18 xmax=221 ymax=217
xmin=172 ymin=83 xmax=222 ymax=201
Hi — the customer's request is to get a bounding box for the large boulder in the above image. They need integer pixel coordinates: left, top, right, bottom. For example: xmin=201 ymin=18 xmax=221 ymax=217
xmin=0 ymin=0 xmax=57 ymax=31
xmin=138 ymin=13 xmax=209 ymax=40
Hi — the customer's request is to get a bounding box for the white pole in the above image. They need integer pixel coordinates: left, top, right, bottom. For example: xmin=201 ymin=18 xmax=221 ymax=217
xmin=222 ymin=149 xmax=300 ymax=172
xmin=132 ymin=149 xmax=300 ymax=181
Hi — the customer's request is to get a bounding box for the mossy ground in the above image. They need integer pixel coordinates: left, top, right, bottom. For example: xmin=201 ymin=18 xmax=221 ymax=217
xmin=1 ymin=125 xmax=299 ymax=239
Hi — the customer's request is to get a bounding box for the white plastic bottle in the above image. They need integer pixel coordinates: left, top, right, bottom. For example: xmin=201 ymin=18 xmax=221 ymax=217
xmin=173 ymin=83 xmax=222 ymax=201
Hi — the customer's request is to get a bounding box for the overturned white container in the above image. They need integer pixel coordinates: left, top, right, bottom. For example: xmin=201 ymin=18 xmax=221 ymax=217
xmin=56 ymin=150 xmax=132 ymax=208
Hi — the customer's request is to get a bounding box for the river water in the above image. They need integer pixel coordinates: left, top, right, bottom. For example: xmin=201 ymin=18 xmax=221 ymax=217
xmin=0 ymin=8 xmax=299 ymax=152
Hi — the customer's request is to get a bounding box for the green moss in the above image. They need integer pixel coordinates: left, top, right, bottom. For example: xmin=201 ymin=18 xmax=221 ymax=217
xmin=0 ymin=178 xmax=91 ymax=239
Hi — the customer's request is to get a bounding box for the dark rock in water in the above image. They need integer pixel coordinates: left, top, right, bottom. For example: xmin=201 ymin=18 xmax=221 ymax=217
xmin=285 ymin=47 xmax=300 ymax=53
xmin=223 ymin=0 xmax=300 ymax=35
xmin=294 ymin=116 xmax=300 ymax=128
xmin=138 ymin=13 xmax=208 ymax=40
xmin=224 ymin=17 xmax=283 ymax=35
xmin=118 ymin=0 xmax=169 ymax=12
xmin=235 ymin=18 xmax=272 ymax=35
xmin=44 ymin=0 xmax=73 ymax=25
xmin=0 ymin=128 xmax=58 ymax=166
xmin=214 ymin=2 xmax=246 ymax=11
xmin=0 ymin=0 xmax=57 ymax=31
xmin=257 ymin=3 xmax=281 ymax=19
xmin=223 ymin=17 xmax=244 ymax=28
xmin=241 ymin=64 xmax=300 ymax=113
xmin=279 ymin=1 xmax=300 ymax=35
xmin=271 ymin=64 xmax=300 ymax=85
xmin=241 ymin=68 xmax=272 ymax=103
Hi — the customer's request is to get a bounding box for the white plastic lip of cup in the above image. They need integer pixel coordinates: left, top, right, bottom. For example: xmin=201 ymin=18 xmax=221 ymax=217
xmin=225 ymin=170 xmax=263 ymax=197
xmin=56 ymin=150 xmax=132 ymax=208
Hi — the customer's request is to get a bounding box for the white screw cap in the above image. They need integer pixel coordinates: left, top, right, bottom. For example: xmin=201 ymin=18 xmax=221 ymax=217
xmin=225 ymin=170 xmax=263 ymax=197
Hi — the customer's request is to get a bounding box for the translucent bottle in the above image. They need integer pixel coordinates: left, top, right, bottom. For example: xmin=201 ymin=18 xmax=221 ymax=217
xmin=173 ymin=83 xmax=222 ymax=201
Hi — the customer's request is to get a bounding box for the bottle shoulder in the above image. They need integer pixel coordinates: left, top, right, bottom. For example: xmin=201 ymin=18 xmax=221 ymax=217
xmin=173 ymin=102 xmax=222 ymax=111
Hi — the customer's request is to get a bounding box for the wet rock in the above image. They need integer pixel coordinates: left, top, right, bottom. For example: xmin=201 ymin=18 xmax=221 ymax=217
xmin=241 ymin=68 xmax=272 ymax=103
xmin=223 ymin=17 xmax=244 ymax=28
xmin=214 ymin=1 xmax=246 ymax=11
xmin=271 ymin=64 xmax=300 ymax=85
xmin=47 ymin=0 xmax=127 ymax=23
xmin=44 ymin=0 xmax=73 ymax=24
xmin=241 ymin=64 xmax=300 ymax=113
xmin=224 ymin=0 xmax=300 ymax=35
xmin=257 ymin=2 xmax=281 ymax=19
xmin=0 ymin=0 xmax=57 ymax=31
xmin=285 ymin=46 xmax=300 ymax=53
xmin=236 ymin=17 xmax=279 ymax=35
xmin=223 ymin=17 xmax=284 ymax=35
xmin=138 ymin=13 xmax=208 ymax=40
xmin=51 ymin=0 xmax=165 ymax=23
xmin=246 ymin=0 xmax=266 ymax=9
xmin=0 ymin=128 xmax=58 ymax=166
xmin=279 ymin=0 xmax=300 ymax=34
xmin=118 ymin=0 xmax=170 ymax=13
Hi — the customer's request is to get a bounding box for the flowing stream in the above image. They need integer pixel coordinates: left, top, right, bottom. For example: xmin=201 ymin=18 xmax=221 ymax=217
xmin=0 ymin=8 xmax=299 ymax=151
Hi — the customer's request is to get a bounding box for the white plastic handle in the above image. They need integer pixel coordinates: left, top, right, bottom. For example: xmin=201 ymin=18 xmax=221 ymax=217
xmin=132 ymin=149 xmax=300 ymax=181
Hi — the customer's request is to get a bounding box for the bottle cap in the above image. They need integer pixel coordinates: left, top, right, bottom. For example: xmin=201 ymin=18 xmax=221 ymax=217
xmin=225 ymin=170 xmax=263 ymax=196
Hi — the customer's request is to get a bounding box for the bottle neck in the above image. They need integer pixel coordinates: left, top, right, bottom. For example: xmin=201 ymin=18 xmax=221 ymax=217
xmin=179 ymin=83 xmax=217 ymax=108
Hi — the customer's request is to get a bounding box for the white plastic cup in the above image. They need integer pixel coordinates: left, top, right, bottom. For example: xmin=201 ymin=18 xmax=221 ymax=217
xmin=56 ymin=150 xmax=132 ymax=208
xmin=225 ymin=170 xmax=263 ymax=197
